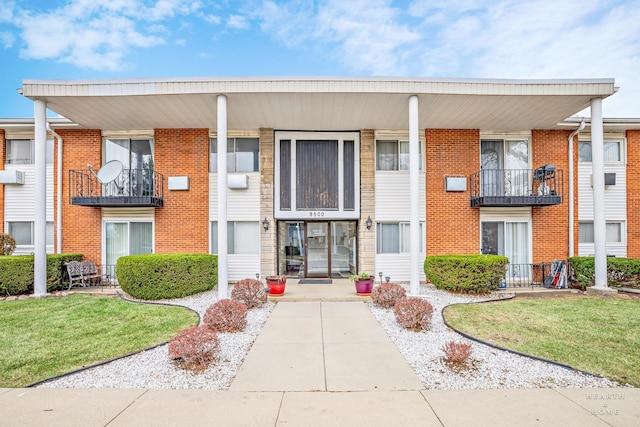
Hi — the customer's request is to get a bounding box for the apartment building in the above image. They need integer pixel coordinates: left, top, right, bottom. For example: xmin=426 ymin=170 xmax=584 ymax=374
xmin=1 ymin=77 xmax=637 ymax=295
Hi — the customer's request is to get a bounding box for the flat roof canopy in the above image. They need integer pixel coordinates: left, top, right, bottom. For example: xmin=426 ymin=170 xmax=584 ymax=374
xmin=20 ymin=76 xmax=617 ymax=132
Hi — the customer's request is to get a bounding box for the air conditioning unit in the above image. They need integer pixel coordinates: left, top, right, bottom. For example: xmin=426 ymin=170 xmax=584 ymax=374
xmin=0 ymin=170 xmax=25 ymax=184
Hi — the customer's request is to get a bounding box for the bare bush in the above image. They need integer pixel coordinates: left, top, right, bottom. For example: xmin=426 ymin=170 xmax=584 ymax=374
xmin=203 ymin=299 xmax=248 ymax=333
xmin=393 ymin=297 xmax=434 ymax=331
xmin=168 ymin=325 xmax=219 ymax=372
xmin=231 ymin=278 xmax=268 ymax=308
xmin=371 ymin=282 xmax=407 ymax=308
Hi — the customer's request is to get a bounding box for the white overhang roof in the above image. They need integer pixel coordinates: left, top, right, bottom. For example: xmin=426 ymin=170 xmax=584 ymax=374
xmin=19 ymin=76 xmax=617 ymax=132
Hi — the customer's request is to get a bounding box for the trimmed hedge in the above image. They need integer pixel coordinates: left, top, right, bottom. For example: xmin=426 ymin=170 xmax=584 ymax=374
xmin=0 ymin=253 xmax=83 ymax=295
xmin=569 ymin=256 xmax=640 ymax=290
xmin=116 ymin=254 xmax=218 ymax=300
xmin=424 ymin=254 xmax=508 ymax=294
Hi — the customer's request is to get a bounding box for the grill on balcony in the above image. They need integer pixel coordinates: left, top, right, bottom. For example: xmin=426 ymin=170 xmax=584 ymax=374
xmin=470 ymin=165 xmax=562 ymax=207
xmin=69 ymin=168 xmax=164 ymax=207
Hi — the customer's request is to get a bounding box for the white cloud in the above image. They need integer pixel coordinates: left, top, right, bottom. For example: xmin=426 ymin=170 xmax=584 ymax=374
xmin=255 ymin=0 xmax=421 ymax=75
xmin=0 ymin=31 xmax=14 ymax=48
xmin=8 ymin=0 xmax=205 ymax=71
xmin=0 ymin=1 xmax=15 ymax=23
xmin=227 ymin=14 xmax=249 ymax=30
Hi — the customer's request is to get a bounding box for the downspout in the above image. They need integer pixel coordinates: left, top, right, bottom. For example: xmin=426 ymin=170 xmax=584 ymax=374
xmin=47 ymin=123 xmax=63 ymax=254
xmin=568 ymin=119 xmax=586 ymax=258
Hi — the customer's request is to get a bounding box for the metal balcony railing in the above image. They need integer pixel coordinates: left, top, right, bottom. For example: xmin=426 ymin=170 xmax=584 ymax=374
xmin=501 ymin=262 xmax=569 ymax=289
xmin=470 ymin=166 xmax=562 ymax=207
xmin=69 ymin=168 xmax=164 ymax=207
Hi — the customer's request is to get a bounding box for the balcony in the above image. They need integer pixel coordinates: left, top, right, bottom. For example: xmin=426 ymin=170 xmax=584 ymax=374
xmin=470 ymin=165 xmax=562 ymax=207
xmin=69 ymin=168 xmax=164 ymax=207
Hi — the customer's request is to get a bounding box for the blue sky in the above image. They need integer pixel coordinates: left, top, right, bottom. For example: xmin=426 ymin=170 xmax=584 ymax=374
xmin=0 ymin=0 xmax=638 ymax=118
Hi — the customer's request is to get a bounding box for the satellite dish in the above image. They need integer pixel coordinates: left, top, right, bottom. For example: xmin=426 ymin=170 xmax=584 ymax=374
xmin=92 ymin=160 xmax=123 ymax=184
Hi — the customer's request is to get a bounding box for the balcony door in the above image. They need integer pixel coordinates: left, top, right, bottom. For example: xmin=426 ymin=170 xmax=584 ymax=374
xmin=481 ymin=140 xmax=529 ymax=197
xmin=104 ymin=138 xmax=154 ymax=196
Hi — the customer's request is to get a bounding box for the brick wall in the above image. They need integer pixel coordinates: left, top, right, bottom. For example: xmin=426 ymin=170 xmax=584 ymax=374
xmin=425 ymin=129 xmax=480 ymax=255
xmin=154 ymin=129 xmax=209 ymax=254
xmin=531 ymin=130 xmax=571 ymax=262
xmin=627 ymin=130 xmax=640 ymax=257
xmin=59 ymin=129 xmax=102 ymax=262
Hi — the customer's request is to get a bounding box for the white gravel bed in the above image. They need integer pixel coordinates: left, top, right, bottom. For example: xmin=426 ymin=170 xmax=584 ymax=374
xmin=38 ymin=288 xmax=274 ymax=390
xmin=368 ymin=284 xmax=629 ymax=390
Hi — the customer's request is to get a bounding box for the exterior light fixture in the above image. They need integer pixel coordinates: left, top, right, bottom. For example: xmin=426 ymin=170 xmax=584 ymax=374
xmin=365 ymin=216 xmax=373 ymax=230
xmin=255 ymin=273 xmax=260 ymax=280
xmin=379 ymin=272 xmax=383 ymax=284
xmin=385 ymin=276 xmax=390 ymax=283
xmin=262 ymin=217 xmax=270 ymax=232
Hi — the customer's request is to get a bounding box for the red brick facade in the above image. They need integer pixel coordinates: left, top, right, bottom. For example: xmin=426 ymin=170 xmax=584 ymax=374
xmin=531 ymin=130 xmax=571 ymax=262
xmin=59 ymin=129 xmax=102 ymax=262
xmin=425 ymin=129 xmax=480 ymax=255
xmin=154 ymin=129 xmax=209 ymax=254
xmin=627 ymin=130 xmax=640 ymax=257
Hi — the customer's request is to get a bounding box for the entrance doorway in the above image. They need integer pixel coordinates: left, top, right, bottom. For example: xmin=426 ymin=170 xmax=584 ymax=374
xmin=278 ymin=221 xmax=357 ymax=278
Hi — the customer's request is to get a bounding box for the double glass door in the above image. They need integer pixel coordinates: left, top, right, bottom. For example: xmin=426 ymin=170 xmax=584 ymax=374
xmin=279 ymin=221 xmax=356 ymax=278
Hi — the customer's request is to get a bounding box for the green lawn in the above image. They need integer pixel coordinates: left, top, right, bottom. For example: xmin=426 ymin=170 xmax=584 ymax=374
xmin=444 ymin=295 xmax=640 ymax=387
xmin=0 ymin=294 xmax=198 ymax=387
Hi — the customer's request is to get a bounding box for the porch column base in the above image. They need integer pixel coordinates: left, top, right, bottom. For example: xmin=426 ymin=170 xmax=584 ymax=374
xmin=586 ymin=287 xmax=618 ymax=297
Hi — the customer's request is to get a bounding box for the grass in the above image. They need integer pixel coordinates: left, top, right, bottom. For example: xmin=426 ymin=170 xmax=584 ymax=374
xmin=0 ymin=294 xmax=198 ymax=388
xmin=443 ymin=294 xmax=640 ymax=387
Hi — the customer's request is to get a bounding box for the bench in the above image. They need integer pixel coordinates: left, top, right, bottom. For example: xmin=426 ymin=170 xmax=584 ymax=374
xmin=65 ymin=260 xmax=102 ymax=289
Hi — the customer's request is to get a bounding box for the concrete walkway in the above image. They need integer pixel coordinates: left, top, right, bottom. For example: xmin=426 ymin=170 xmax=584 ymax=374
xmin=1 ymin=285 xmax=639 ymax=426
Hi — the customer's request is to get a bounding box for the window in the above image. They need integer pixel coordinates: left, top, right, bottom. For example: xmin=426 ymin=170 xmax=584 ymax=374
xmin=104 ymin=138 xmax=154 ymax=169
xmin=211 ymin=221 xmax=259 ymax=254
xmin=376 ymin=140 xmax=422 ymax=171
xmin=5 ymin=139 xmax=53 ymax=164
xmin=481 ymin=221 xmax=529 ymax=264
xmin=376 ymin=222 xmax=424 ymax=253
xmin=210 ymin=138 xmax=259 ymax=172
xmin=578 ymin=141 xmax=622 ymax=163
xmin=6 ymin=221 xmax=54 ymax=246
xmin=579 ymin=221 xmax=623 ymax=243
xmin=104 ymin=221 xmax=153 ymax=267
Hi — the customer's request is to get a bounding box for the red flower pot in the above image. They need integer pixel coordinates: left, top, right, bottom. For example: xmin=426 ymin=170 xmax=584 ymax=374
xmin=266 ymin=277 xmax=286 ymax=296
xmin=354 ymin=277 xmax=374 ymax=296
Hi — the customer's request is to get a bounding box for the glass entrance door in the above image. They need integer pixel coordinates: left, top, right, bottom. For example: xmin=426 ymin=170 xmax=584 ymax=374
xmin=306 ymin=222 xmax=329 ymax=277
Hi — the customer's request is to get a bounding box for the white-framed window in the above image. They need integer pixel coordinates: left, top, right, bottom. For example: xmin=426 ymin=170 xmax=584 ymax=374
xmin=6 ymin=221 xmax=54 ymax=246
xmin=5 ymin=139 xmax=54 ymax=164
xmin=578 ymin=140 xmax=623 ymax=163
xmin=578 ymin=221 xmax=623 ymax=243
xmin=376 ymin=140 xmax=423 ymax=171
xmin=104 ymin=221 xmax=153 ymax=267
xmin=376 ymin=222 xmax=424 ymax=253
xmin=210 ymin=221 xmax=259 ymax=254
xmin=210 ymin=137 xmax=259 ymax=172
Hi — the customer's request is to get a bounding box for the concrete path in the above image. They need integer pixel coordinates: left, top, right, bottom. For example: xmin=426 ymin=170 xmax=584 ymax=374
xmin=230 ymin=301 xmax=423 ymax=392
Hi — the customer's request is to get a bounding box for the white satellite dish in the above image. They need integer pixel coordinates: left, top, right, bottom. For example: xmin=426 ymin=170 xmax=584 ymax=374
xmin=89 ymin=160 xmax=123 ymax=184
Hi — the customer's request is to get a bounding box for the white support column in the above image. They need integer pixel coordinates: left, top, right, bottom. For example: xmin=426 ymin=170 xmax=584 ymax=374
xmin=34 ymin=100 xmax=47 ymax=295
xmin=217 ymin=95 xmax=229 ymax=298
xmin=409 ymin=95 xmax=420 ymax=295
xmin=590 ymin=98 xmax=608 ymax=289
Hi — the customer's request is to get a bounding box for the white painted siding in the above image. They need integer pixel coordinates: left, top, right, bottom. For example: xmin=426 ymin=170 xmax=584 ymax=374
xmin=374 ymin=171 xmax=426 ymax=282
xmin=4 ymin=164 xmax=54 ymax=254
xmin=209 ymin=173 xmax=261 ymax=281
xmin=209 ymin=173 xmax=261 ymax=220
xmin=577 ymin=163 xmax=627 ymax=257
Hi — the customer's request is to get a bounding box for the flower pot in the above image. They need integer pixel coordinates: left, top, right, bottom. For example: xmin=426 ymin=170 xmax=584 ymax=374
xmin=354 ymin=277 xmax=374 ymax=296
xmin=266 ymin=277 xmax=286 ymax=296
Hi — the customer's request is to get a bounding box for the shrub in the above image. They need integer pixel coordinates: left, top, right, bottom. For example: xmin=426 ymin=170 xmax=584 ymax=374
xmin=425 ymin=254 xmax=508 ymax=294
xmin=0 ymin=233 xmax=16 ymax=256
xmin=569 ymin=256 xmax=640 ymax=290
xmin=371 ymin=282 xmax=407 ymax=308
xmin=393 ymin=297 xmax=434 ymax=331
xmin=231 ymin=278 xmax=267 ymax=308
xmin=116 ymin=254 xmax=217 ymax=300
xmin=203 ymin=299 xmax=248 ymax=333
xmin=168 ymin=325 xmax=219 ymax=372
xmin=0 ymin=253 xmax=83 ymax=295
xmin=442 ymin=341 xmax=473 ymax=367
